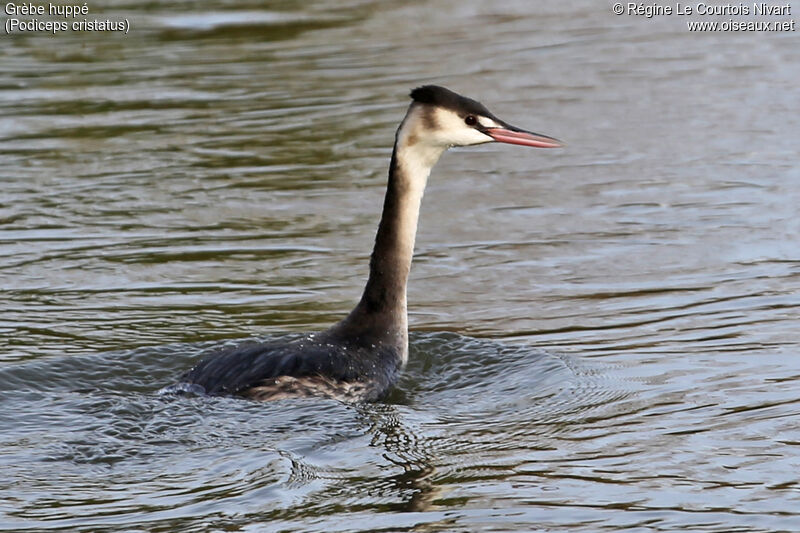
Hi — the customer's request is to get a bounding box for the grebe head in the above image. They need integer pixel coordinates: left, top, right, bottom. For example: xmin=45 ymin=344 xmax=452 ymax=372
xmin=401 ymin=85 xmax=563 ymax=151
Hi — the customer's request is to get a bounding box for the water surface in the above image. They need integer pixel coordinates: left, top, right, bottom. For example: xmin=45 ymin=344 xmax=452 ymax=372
xmin=2 ymin=1 xmax=799 ymax=531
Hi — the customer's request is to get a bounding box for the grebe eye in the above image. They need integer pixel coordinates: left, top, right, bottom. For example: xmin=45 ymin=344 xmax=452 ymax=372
xmin=464 ymin=115 xmax=477 ymax=126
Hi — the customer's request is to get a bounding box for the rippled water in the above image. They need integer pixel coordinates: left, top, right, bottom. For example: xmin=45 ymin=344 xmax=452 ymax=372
xmin=2 ymin=0 xmax=799 ymax=531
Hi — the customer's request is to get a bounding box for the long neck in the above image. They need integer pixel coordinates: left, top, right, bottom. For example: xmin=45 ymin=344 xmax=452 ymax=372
xmin=359 ymin=146 xmax=428 ymax=320
xmin=335 ymin=107 xmax=446 ymax=353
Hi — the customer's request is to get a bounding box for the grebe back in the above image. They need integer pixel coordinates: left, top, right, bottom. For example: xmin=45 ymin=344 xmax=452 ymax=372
xmin=165 ymin=85 xmax=562 ymax=402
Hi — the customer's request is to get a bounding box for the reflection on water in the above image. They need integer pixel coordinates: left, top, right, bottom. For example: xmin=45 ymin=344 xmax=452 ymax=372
xmin=1 ymin=0 xmax=799 ymax=531
xmin=0 ymin=333 xmax=626 ymax=529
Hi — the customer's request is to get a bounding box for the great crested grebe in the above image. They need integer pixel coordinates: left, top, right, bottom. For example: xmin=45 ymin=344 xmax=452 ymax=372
xmin=164 ymin=85 xmax=562 ymax=402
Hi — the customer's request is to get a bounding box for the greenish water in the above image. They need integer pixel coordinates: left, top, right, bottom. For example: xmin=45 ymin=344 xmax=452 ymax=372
xmin=2 ymin=1 xmax=799 ymax=531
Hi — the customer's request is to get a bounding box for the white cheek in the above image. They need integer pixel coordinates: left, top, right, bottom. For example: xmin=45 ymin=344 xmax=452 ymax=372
xmin=441 ymin=128 xmax=493 ymax=146
xmin=477 ymin=117 xmax=502 ymax=129
xmin=434 ymin=110 xmax=493 ymax=146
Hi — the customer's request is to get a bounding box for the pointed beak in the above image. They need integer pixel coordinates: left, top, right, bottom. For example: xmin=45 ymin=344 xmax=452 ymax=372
xmin=485 ymin=122 xmax=563 ymax=149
